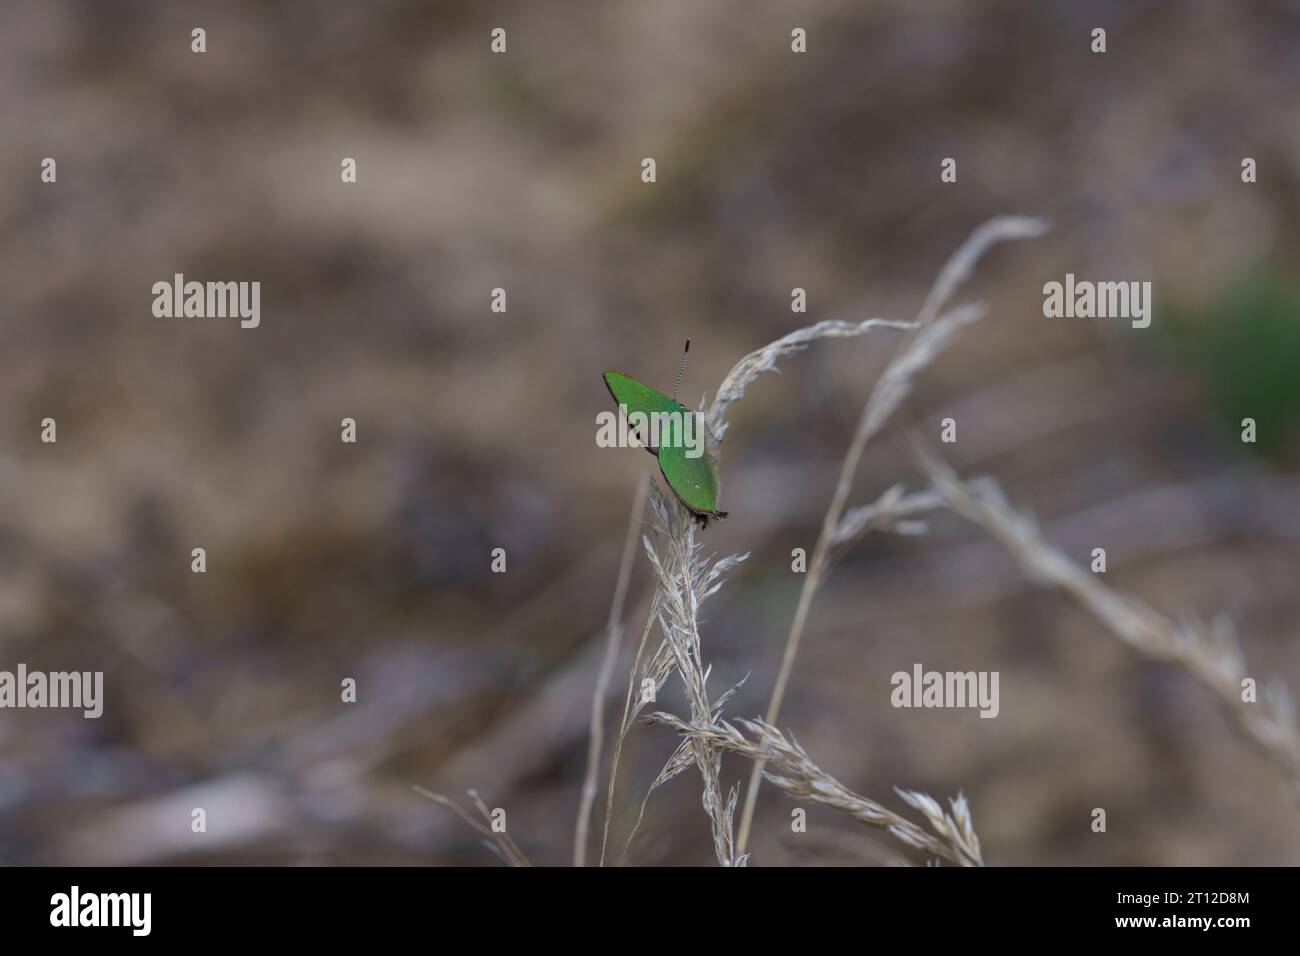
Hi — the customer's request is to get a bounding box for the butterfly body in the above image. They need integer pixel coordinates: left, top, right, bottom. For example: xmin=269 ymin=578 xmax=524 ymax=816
xmin=603 ymin=370 xmax=728 ymax=527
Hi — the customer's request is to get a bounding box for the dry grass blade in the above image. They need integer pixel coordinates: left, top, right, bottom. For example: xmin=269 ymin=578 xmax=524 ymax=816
xmin=620 ymin=670 xmax=748 ymax=863
xmin=634 ymin=482 xmax=751 ymax=865
xmin=412 ymin=786 xmax=531 ymax=867
xmin=575 ymin=471 xmax=648 ymax=866
xmin=707 ymin=317 xmax=916 ymax=446
xmin=830 ymin=479 xmax=999 ymax=555
xmin=735 ymin=216 xmax=1050 ymax=856
xmin=912 ymin=215 xmax=1051 ymax=329
xmin=651 ymin=715 xmax=984 ymax=866
xmin=597 ymin=589 xmax=660 ymax=866
xmin=856 ymin=303 xmax=985 ymax=443
xmin=615 ymin=737 xmax=693 ymax=865
xmin=917 ymin=446 xmax=1300 ymax=803
xmin=829 ymin=485 xmax=946 ymax=552
xmin=597 ymin=533 xmax=748 ymax=864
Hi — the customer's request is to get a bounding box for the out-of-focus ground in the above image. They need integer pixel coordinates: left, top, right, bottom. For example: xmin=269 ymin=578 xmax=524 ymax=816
xmin=2 ymin=0 xmax=1299 ymax=865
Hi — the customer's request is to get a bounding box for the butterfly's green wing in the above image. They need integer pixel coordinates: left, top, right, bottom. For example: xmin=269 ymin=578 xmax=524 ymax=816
xmin=657 ymin=441 xmax=726 ymax=523
xmin=603 ymin=370 xmax=678 ymax=454
xmin=603 ymin=370 xmax=728 ymax=525
xmin=603 ymin=371 xmax=678 ymax=419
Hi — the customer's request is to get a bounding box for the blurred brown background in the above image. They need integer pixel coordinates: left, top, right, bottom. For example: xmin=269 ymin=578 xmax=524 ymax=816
xmin=2 ymin=0 xmax=1299 ymax=865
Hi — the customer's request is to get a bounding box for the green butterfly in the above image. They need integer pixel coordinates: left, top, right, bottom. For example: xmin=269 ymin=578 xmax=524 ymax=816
xmin=603 ymin=343 xmax=728 ymax=528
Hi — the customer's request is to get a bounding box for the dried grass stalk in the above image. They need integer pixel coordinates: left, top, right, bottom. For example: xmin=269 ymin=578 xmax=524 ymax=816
xmin=636 ymin=482 xmax=751 ymax=865
xmin=598 ymin=589 xmax=660 ymax=865
xmin=918 ymin=447 xmax=1300 ymax=802
xmin=735 ymin=216 xmax=1049 ymax=855
xmin=708 ymin=318 xmax=917 ymax=447
xmin=651 ymin=715 xmax=984 ymax=867
xmin=413 ymin=786 xmax=531 ymax=867
xmin=574 ymin=471 xmax=648 ymax=866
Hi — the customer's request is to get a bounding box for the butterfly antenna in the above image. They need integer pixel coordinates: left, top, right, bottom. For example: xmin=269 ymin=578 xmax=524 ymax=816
xmin=672 ymin=339 xmax=691 ymax=403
